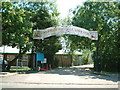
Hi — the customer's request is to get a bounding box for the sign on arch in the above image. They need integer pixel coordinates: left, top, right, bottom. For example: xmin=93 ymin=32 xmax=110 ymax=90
xmin=33 ymin=25 xmax=98 ymax=40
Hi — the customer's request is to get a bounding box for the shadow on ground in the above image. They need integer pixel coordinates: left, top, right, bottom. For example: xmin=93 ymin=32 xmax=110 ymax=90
xmin=39 ymin=67 xmax=119 ymax=82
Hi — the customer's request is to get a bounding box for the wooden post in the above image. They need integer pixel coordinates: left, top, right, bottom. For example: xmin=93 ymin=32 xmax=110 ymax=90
xmin=16 ymin=59 xmax=18 ymax=72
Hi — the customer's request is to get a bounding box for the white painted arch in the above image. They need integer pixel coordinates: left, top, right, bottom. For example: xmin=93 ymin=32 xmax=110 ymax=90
xmin=33 ymin=25 xmax=98 ymax=40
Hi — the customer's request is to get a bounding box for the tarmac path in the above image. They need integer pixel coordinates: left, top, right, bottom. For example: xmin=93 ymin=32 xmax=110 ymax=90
xmin=0 ymin=65 xmax=119 ymax=88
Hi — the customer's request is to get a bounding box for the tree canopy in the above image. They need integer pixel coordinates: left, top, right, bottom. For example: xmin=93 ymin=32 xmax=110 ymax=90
xmin=1 ymin=1 xmax=119 ymax=72
xmin=1 ymin=1 xmax=62 ymax=70
xmin=2 ymin=2 xmax=33 ymax=52
xmin=70 ymin=1 xmax=120 ymax=72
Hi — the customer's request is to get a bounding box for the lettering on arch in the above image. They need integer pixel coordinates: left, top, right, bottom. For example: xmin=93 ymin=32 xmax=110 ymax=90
xmin=33 ymin=26 xmax=98 ymax=40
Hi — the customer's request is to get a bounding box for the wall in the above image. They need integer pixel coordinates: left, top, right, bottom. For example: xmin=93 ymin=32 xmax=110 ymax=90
xmin=54 ymin=54 xmax=72 ymax=67
xmin=1 ymin=53 xmax=30 ymax=66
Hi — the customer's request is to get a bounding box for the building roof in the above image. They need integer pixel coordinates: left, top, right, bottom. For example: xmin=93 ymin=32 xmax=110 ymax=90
xmin=0 ymin=46 xmax=31 ymax=54
xmin=56 ymin=50 xmax=82 ymax=55
xmin=0 ymin=46 xmax=82 ymax=55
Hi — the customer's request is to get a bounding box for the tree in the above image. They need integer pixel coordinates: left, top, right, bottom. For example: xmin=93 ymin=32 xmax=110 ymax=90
xmin=71 ymin=1 xmax=120 ymax=72
xmin=81 ymin=49 xmax=93 ymax=65
xmin=29 ymin=1 xmax=62 ymax=68
xmin=1 ymin=1 xmax=62 ymax=70
xmin=2 ymin=2 xmax=33 ymax=71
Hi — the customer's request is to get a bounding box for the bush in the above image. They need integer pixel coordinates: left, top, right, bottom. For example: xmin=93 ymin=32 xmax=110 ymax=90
xmin=82 ymin=49 xmax=93 ymax=65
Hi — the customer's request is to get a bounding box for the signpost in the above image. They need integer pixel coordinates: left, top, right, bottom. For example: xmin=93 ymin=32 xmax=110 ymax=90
xmin=41 ymin=58 xmax=48 ymax=71
xmin=36 ymin=52 xmax=45 ymax=69
xmin=36 ymin=52 xmax=44 ymax=61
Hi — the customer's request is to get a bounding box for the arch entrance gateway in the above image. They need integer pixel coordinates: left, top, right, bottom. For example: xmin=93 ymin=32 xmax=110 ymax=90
xmin=33 ymin=25 xmax=98 ymax=70
xmin=33 ymin=25 xmax=98 ymax=40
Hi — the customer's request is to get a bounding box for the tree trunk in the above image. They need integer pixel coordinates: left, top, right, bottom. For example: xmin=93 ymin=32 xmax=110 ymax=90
xmin=28 ymin=53 xmax=35 ymax=69
xmin=2 ymin=60 xmax=5 ymax=71
xmin=2 ymin=54 xmax=7 ymax=71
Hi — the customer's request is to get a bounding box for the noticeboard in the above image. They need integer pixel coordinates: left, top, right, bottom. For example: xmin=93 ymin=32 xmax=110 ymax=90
xmin=36 ymin=52 xmax=44 ymax=61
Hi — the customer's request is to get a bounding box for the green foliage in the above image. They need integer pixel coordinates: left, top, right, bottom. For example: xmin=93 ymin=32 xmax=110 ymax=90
xmin=2 ymin=1 xmax=61 ymax=54
xmin=2 ymin=2 xmax=33 ymax=52
xmin=28 ymin=1 xmax=59 ymax=29
xmin=1 ymin=1 xmax=62 ymax=70
xmin=25 ymin=1 xmax=62 ymax=67
xmin=35 ymin=36 xmax=62 ymax=55
xmin=59 ymin=16 xmax=72 ymax=26
xmin=81 ymin=49 xmax=92 ymax=64
xmin=29 ymin=1 xmax=62 ymax=56
xmin=71 ymin=2 xmax=120 ymax=72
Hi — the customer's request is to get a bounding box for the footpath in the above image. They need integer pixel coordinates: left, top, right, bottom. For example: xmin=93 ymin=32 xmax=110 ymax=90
xmin=0 ymin=72 xmax=18 ymax=77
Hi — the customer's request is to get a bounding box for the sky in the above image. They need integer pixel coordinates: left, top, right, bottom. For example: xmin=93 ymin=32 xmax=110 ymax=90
xmin=56 ymin=0 xmax=87 ymax=18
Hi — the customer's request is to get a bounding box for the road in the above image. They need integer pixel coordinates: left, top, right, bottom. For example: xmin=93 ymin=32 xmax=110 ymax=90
xmin=0 ymin=65 xmax=119 ymax=88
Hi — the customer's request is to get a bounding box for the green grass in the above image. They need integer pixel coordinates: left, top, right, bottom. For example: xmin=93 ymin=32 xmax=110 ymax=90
xmin=101 ymin=71 xmax=120 ymax=74
xmin=97 ymin=71 xmax=120 ymax=74
xmin=10 ymin=67 xmax=31 ymax=72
